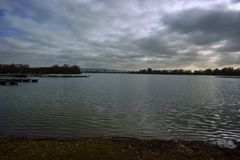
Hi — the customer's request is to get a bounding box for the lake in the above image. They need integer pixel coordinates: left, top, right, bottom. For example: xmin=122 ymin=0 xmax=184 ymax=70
xmin=0 ymin=74 xmax=239 ymax=145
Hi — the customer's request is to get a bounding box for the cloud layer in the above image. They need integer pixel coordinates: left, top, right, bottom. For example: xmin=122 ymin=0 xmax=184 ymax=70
xmin=0 ymin=0 xmax=239 ymax=70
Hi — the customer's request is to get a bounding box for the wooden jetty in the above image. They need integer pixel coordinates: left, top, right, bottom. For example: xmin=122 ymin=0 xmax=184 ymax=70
xmin=0 ymin=74 xmax=28 ymax=77
xmin=0 ymin=80 xmax=18 ymax=86
xmin=38 ymin=75 xmax=89 ymax=78
xmin=22 ymin=79 xmax=30 ymax=83
xmin=31 ymin=79 xmax=38 ymax=82
xmin=0 ymin=74 xmax=89 ymax=78
xmin=0 ymin=79 xmax=38 ymax=86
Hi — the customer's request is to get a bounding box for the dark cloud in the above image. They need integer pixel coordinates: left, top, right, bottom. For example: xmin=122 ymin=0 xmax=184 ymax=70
xmin=0 ymin=9 xmax=5 ymax=17
xmin=185 ymin=32 xmax=222 ymax=46
xmin=163 ymin=9 xmax=240 ymax=40
xmin=162 ymin=8 xmax=240 ymax=67
xmin=136 ymin=36 xmax=175 ymax=57
xmin=231 ymin=0 xmax=240 ymax=3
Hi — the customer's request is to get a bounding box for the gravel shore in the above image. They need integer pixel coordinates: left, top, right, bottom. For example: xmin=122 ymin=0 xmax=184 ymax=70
xmin=0 ymin=137 xmax=239 ymax=160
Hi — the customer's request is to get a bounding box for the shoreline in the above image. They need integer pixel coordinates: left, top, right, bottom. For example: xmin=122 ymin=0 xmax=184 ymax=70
xmin=1 ymin=137 xmax=239 ymax=160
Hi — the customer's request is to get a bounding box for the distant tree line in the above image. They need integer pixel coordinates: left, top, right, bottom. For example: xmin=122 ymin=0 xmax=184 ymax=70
xmin=0 ymin=64 xmax=81 ymax=74
xmin=131 ymin=67 xmax=240 ymax=76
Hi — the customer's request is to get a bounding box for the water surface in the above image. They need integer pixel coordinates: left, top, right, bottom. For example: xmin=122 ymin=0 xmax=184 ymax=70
xmin=0 ymin=74 xmax=239 ymax=145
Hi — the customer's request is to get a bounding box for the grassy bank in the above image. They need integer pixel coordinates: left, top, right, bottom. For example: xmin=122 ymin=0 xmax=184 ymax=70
xmin=0 ymin=137 xmax=239 ymax=160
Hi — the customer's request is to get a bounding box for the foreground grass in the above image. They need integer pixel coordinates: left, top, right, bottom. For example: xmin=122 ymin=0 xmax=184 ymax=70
xmin=0 ymin=137 xmax=239 ymax=160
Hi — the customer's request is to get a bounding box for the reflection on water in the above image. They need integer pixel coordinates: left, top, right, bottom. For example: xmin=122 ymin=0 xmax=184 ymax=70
xmin=0 ymin=74 xmax=239 ymax=144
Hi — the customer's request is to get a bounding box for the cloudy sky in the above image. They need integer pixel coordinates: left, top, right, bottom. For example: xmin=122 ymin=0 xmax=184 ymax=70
xmin=0 ymin=0 xmax=240 ymax=70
